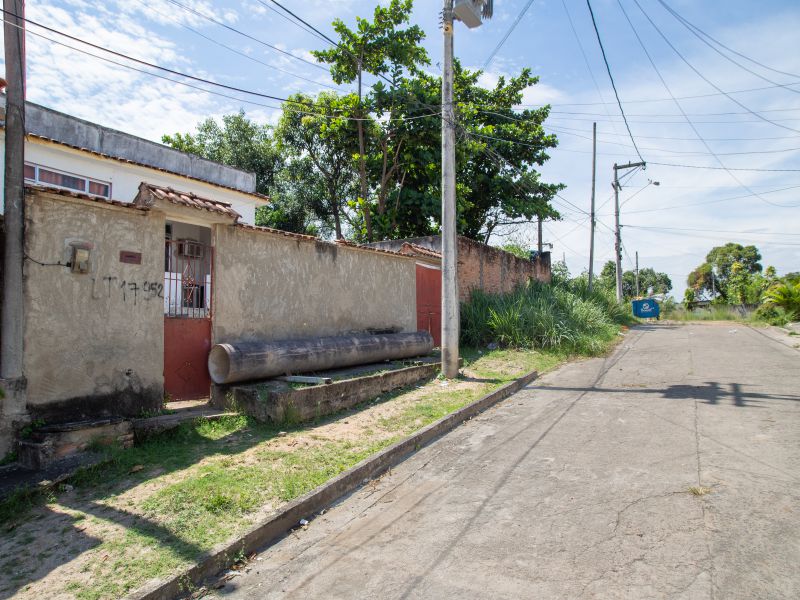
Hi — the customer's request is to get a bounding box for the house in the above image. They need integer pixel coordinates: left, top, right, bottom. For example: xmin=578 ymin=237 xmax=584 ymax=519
xmin=366 ymin=235 xmax=552 ymax=345
xmin=0 ymin=100 xmax=420 ymax=458
xmin=0 ymin=96 xmax=268 ymax=223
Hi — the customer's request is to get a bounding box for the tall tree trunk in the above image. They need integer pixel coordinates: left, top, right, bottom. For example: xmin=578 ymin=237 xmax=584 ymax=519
xmin=357 ymin=62 xmax=373 ymax=241
xmin=332 ymin=197 xmax=343 ymax=240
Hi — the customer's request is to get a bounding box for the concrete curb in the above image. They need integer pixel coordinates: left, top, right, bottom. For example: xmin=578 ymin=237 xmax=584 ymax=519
xmin=128 ymin=368 xmax=539 ymax=600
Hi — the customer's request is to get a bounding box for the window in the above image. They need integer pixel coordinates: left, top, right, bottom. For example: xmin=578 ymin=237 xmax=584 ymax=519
xmin=23 ymin=162 xmax=111 ymax=199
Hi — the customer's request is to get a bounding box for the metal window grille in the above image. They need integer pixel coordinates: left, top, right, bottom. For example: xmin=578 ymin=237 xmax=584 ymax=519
xmin=164 ymin=239 xmax=213 ymax=318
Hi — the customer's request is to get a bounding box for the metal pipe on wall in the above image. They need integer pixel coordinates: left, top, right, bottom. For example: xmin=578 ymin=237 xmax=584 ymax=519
xmin=208 ymin=331 xmax=435 ymax=385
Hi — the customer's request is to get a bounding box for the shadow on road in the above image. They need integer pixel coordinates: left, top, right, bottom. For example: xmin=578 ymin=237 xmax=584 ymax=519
xmin=531 ymin=381 xmax=799 ymax=408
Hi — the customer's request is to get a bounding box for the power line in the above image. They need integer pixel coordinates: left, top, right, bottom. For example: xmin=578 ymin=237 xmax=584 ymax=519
xmin=649 ymin=161 xmax=800 ymax=173
xmin=519 ymin=81 xmax=800 ymax=107
xmin=560 ymin=0 xmax=629 ymax=145
xmin=619 ymin=226 xmax=800 ymax=247
xmin=548 ymin=107 xmax=800 ymax=117
xmin=7 ymin=13 xmax=440 ymax=123
xmin=584 ymin=0 xmax=644 ymax=161
xmin=630 ymin=0 xmax=800 ymax=135
xmin=250 ymin=0 xmax=333 ymax=47
xmin=620 ymin=184 xmax=800 ymax=214
xmin=547 ymin=123 xmax=800 ymax=143
xmin=133 ymin=0 xmax=340 ymax=91
xmin=624 ymin=224 xmax=800 ymax=237
xmin=161 ymin=0 xmax=329 ymax=73
xmin=483 ymin=0 xmax=536 ymax=70
xmin=618 ymin=0 xmax=798 ymax=209
xmin=656 ymin=0 xmax=800 ymax=82
xmin=264 ymin=0 xmax=341 ymax=49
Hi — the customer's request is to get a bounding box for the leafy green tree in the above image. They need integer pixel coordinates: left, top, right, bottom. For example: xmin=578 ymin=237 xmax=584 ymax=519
xmin=274 ymin=93 xmax=361 ymax=239
xmin=763 ymin=281 xmax=800 ymax=318
xmin=162 ymin=111 xmax=281 ymax=195
xmin=312 ymin=0 xmax=429 ymax=241
xmin=597 ymin=260 xmax=670 ymax=299
xmin=688 ymin=243 xmax=762 ymax=301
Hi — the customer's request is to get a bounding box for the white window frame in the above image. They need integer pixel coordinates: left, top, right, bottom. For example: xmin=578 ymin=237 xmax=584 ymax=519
xmin=24 ymin=162 xmax=112 ymax=199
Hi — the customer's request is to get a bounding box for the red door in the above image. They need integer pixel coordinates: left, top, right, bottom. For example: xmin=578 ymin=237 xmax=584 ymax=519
xmin=416 ymin=263 xmax=442 ymax=347
xmin=164 ymin=318 xmax=212 ymax=400
xmin=163 ymin=238 xmax=213 ymax=401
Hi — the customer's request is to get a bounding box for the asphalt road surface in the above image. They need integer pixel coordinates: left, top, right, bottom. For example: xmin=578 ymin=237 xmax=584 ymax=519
xmin=211 ymin=323 xmax=799 ymax=599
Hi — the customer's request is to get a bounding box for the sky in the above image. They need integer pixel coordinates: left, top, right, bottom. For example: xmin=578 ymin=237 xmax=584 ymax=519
xmin=3 ymin=0 xmax=799 ymax=298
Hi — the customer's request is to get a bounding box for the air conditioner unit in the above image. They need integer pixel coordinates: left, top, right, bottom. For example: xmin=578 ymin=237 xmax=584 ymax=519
xmin=454 ymin=0 xmax=483 ymax=28
xmin=177 ymin=239 xmax=204 ymax=258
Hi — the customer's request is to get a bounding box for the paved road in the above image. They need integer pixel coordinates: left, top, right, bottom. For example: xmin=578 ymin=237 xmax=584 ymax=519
xmin=212 ymin=324 xmax=799 ymax=599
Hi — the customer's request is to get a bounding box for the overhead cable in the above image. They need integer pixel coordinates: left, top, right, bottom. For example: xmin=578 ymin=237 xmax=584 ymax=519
xmin=585 ymin=0 xmax=644 ymax=161
xmin=483 ymin=0 xmax=536 ymax=70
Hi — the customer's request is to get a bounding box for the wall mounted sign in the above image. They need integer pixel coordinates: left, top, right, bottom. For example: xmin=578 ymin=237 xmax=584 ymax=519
xmin=119 ymin=250 xmax=142 ymax=265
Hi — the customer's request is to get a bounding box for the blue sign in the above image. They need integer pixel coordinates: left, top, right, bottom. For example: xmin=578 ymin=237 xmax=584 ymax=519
xmin=632 ymin=298 xmax=660 ymax=319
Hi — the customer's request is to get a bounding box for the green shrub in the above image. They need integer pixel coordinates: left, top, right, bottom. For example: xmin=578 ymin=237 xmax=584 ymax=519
xmin=460 ymin=280 xmax=630 ymax=355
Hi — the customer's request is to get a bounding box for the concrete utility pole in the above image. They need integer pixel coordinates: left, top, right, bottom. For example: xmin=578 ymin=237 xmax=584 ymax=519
xmin=635 ymin=251 xmax=639 ymax=297
xmin=441 ymin=0 xmax=492 ymax=378
xmin=537 ymin=215 xmax=543 ymax=254
xmin=588 ymin=122 xmax=597 ymax=293
xmin=612 ymin=161 xmax=645 ymax=303
xmin=3 ymin=0 xmax=26 ymax=380
xmin=441 ymin=0 xmax=458 ymax=378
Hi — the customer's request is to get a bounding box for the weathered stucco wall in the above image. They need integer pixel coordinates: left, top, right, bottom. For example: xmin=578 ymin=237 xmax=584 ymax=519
xmin=213 ymin=227 xmax=417 ymax=344
xmin=23 ymin=190 xmax=165 ymax=422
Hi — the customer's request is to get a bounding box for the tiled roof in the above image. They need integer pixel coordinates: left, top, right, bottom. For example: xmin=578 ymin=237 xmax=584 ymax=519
xmin=24 ymin=184 xmax=149 ymax=212
xmin=400 ymin=242 xmax=442 ymax=259
xmin=134 ymin=182 xmax=241 ymax=220
xmin=235 ymin=224 xmax=416 ymax=260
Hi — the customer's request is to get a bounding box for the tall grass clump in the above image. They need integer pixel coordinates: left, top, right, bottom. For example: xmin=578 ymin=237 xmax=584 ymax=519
xmin=461 ymin=280 xmax=631 ymax=356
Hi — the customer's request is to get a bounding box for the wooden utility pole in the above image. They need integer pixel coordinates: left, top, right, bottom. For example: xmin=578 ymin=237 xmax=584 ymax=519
xmin=3 ymin=0 xmax=26 ymax=379
xmin=588 ymin=122 xmax=597 ymax=293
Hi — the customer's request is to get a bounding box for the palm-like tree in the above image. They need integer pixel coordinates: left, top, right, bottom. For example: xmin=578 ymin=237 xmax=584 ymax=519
xmin=763 ymin=282 xmax=800 ymax=318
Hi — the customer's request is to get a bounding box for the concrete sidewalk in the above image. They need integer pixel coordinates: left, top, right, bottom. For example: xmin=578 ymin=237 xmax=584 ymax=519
xmin=210 ymin=323 xmax=799 ymax=599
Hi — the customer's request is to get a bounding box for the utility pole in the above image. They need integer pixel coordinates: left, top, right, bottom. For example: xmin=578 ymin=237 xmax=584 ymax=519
xmin=588 ymin=122 xmax=597 ymax=293
xmin=635 ymin=251 xmax=639 ymax=297
xmin=441 ymin=0 xmax=491 ymax=379
xmin=441 ymin=0 xmax=457 ymax=378
xmin=612 ymin=161 xmax=645 ymax=303
xmin=537 ymin=215 xmax=543 ymax=254
xmin=3 ymin=0 xmax=26 ymax=380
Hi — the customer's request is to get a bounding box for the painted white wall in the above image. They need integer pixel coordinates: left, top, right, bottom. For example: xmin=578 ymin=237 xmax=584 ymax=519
xmin=0 ymin=133 xmax=265 ymax=224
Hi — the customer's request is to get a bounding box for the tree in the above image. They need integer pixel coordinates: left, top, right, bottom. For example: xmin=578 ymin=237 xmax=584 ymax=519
xmin=597 ymin=260 xmax=670 ymax=300
xmin=162 ymin=112 xmax=281 ymax=195
xmin=687 ymin=243 xmax=762 ymax=301
xmin=763 ymin=281 xmax=800 ymax=317
xmin=312 ymin=0 xmax=430 ymax=242
xmin=274 ymin=93 xmax=361 ymax=239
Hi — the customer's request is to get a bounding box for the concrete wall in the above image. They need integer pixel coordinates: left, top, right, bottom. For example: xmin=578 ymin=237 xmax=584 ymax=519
xmin=0 ymin=136 xmax=263 ymax=224
xmin=213 ymin=228 xmax=417 ymax=344
xmin=368 ymin=235 xmax=552 ymax=301
xmin=23 ymin=190 xmax=165 ymax=422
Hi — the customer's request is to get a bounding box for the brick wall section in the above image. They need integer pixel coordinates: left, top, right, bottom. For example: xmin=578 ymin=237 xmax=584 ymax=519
xmin=367 ymin=235 xmax=551 ymax=302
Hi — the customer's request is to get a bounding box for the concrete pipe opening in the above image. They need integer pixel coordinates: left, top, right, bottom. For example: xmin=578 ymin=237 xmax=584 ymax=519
xmin=208 ymin=344 xmax=234 ymax=385
xmin=208 ymin=331 xmax=434 ymax=385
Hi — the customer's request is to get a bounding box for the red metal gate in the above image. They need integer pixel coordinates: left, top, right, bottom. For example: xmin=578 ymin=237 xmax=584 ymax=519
xmin=416 ymin=263 xmax=442 ymax=347
xmin=164 ymin=239 xmax=213 ymax=401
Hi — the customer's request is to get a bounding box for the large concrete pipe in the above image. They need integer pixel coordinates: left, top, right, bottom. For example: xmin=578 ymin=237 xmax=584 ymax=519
xmin=208 ymin=331 xmax=434 ymax=385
